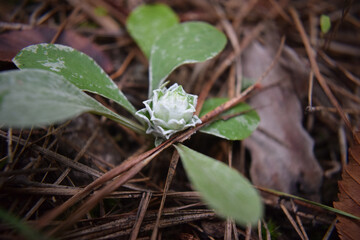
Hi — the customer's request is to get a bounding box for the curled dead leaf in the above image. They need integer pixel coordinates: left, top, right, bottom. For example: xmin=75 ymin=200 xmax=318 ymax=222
xmin=333 ymin=132 xmax=360 ymax=240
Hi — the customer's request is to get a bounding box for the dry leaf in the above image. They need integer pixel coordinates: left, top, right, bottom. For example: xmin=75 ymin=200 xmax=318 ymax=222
xmin=333 ymin=132 xmax=360 ymax=240
xmin=0 ymin=27 xmax=113 ymax=72
xmin=242 ymin=39 xmax=323 ymax=199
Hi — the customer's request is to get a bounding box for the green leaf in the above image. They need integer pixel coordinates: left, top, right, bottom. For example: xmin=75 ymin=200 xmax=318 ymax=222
xmin=175 ymin=144 xmax=263 ymax=226
xmin=149 ymin=21 xmax=227 ymax=95
xmin=94 ymin=6 xmax=108 ymax=16
xmin=13 ymin=43 xmax=136 ymax=115
xmin=0 ymin=69 xmax=144 ymax=133
xmin=199 ymin=98 xmax=260 ymax=140
xmin=126 ymin=3 xmax=179 ymax=58
xmin=320 ymin=14 xmax=331 ymax=34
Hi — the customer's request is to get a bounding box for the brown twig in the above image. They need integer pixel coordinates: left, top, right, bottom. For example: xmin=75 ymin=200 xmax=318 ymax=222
xmin=280 ymin=201 xmax=306 ymax=240
xmin=290 ymin=200 xmax=309 ymax=240
xmin=318 ymin=50 xmax=360 ymax=86
xmin=110 ymin=50 xmax=136 ymax=80
xmin=232 ymin=0 xmax=259 ymax=30
xmin=289 ymin=7 xmax=353 ymax=136
xmin=62 ymin=210 xmax=216 ymax=239
xmin=151 ymin=151 xmax=179 ymax=240
xmin=50 ymin=6 xmax=81 ymax=44
xmin=34 ymin=143 xmax=158 ymax=228
xmin=212 ymin=3 xmax=242 ymax=98
xmin=0 ymin=131 xmax=103 ymax=178
xmin=47 ymin=149 xmax=158 ymax=235
xmin=67 ymin=0 xmax=120 ymax=33
xmin=130 ymin=191 xmax=152 ymax=240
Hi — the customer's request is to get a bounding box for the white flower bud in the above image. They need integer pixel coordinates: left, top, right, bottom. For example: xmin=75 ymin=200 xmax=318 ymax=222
xmin=136 ymin=84 xmax=202 ymax=145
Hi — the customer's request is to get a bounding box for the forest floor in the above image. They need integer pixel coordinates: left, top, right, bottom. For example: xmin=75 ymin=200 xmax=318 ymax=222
xmin=0 ymin=0 xmax=360 ymax=239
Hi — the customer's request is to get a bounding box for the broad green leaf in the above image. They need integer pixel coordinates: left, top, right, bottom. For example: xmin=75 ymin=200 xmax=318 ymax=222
xmin=199 ymin=98 xmax=260 ymax=140
xmin=13 ymin=43 xmax=136 ymax=115
xmin=149 ymin=22 xmax=227 ymax=95
xmin=126 ymin=3 xmax=179 ymax=58
xmin=175 ymin=144 xmax=263 ymax=226
xmin=320 ymin=14 xmax=331 ymax=34
xmin=0 ymin=69 xmax=144 ymax=133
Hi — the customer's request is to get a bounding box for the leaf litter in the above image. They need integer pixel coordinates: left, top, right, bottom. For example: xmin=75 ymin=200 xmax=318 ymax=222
xmin=242 ymin=35 xmax=323 ymax=200
xmin=1 ymin=0 xmax=360 ymax=239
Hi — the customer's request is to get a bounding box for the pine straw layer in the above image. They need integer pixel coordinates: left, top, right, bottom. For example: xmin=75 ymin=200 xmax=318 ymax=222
xmin=0 ymin=0 xmax=360 ymax=239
